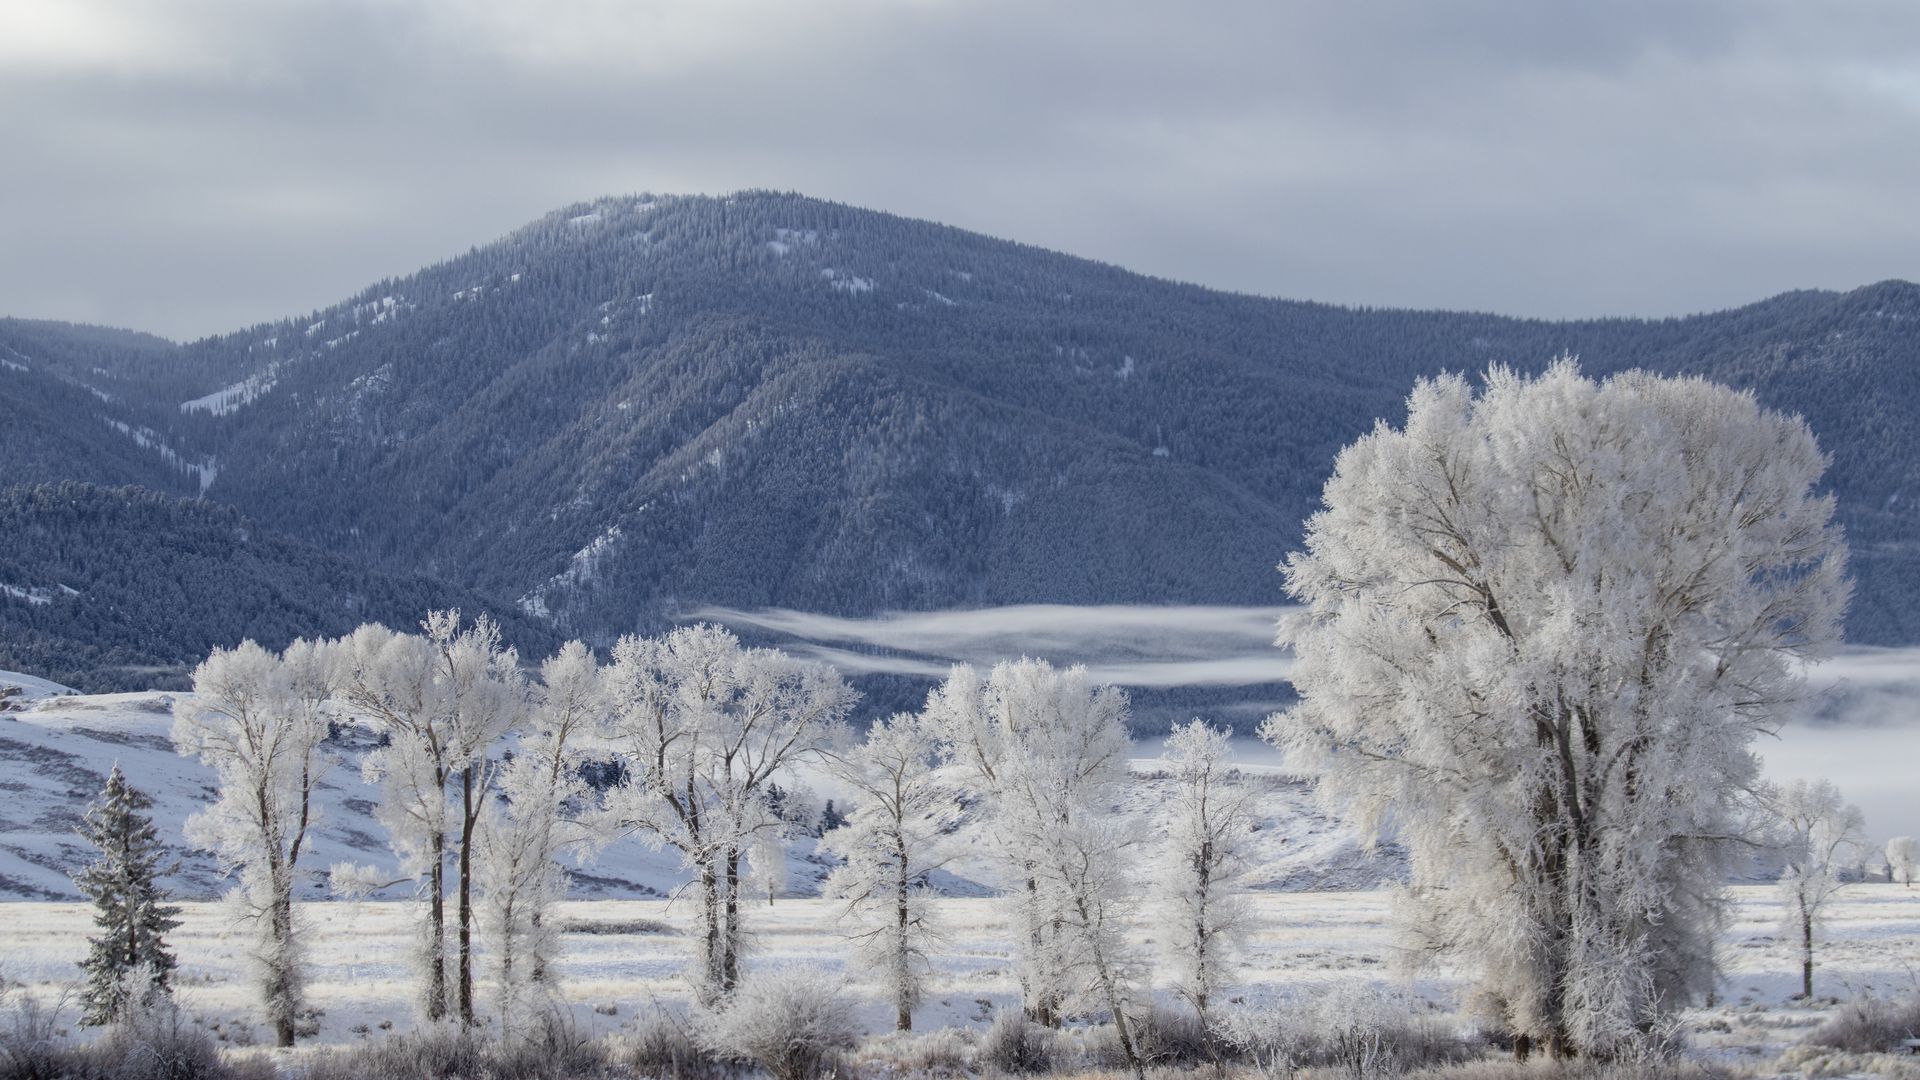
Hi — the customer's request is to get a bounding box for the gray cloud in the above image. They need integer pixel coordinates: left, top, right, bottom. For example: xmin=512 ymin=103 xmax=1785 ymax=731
xmin=4 ymin=0 xmax=1919 ymax=339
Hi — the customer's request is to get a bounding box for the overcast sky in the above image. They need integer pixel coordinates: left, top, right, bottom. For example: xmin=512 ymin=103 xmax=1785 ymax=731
xmin=5 ymin=0 xmax=1918 ymax=341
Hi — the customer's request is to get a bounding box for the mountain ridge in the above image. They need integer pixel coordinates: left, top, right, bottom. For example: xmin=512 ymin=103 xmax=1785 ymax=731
xmin=3 ymin=191 xmax=1916 ymax=686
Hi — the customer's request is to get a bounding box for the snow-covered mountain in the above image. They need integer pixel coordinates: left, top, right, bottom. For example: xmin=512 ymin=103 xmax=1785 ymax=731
xmin=3 ymin=192 xmax=1917 ymax=700
xmin=0 ymin=671 xmax=1399 ymax=903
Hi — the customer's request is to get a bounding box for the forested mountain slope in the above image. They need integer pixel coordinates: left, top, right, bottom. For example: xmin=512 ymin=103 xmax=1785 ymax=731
xmin=0 ymin=484 xmax=553 ymax=691
xmin=3 ymin=192 xmax=1915 ymax=661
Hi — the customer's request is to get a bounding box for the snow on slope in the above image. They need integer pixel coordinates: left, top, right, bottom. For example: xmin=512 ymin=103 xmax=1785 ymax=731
xmin=0 ymin=687 xmax=701 ymax=902
xmin=0 ymin=679 xmax=1399 ymax=903
xmin=180 ymin=370 xmax=277 ymax=416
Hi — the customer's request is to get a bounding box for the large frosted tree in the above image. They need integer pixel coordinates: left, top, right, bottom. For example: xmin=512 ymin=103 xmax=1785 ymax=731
xmin=478 ymin=640 xmax=599 ymax=1035
xmin=598 ymin=625 xmax=855 ymax=998
xmin=818 ymin=710 xmax=960 ymax=1031
xmin=173 ymin=638 xmax=335 ymax=1046
xmin=1264 ymin=363 xmax=1849 ymax=1059
xmin=341 ymin=612 xmax=525 ymax=1024
xmin=928 ymin=659 xmax=1146 ymax=1080
xmin=1149 ymin=719 xmax=1255 ymax=1026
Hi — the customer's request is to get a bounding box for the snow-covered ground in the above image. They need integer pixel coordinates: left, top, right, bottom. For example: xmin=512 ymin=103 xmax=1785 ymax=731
xmin=1 ymin=887 xmax=1914 ymax=1063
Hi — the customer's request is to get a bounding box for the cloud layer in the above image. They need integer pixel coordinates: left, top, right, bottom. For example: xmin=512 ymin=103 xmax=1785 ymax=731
xmin=692 ymin=603 xmax=1296 ymax=688
xmin=4 ymin=0 xmax=1919 ymax=338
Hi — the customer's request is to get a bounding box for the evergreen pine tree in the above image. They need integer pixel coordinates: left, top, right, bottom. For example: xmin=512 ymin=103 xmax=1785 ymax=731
xmin=74 ymin=764 xmax=183 ymax=1026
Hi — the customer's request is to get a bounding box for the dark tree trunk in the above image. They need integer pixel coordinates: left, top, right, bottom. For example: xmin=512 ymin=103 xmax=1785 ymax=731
xmin=427 ymin=833 xmax=447 ymax=1021
xmin=722 ymin=847 xmax=741 ymax=991
xmin=458 ymin=765 xmax=476 ymax=1025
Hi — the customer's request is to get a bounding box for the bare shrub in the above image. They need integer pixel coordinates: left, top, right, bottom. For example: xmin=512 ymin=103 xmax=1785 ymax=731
xmin=1218 ymin=986 xmax=1472 ymax=1078
xmin=96 ymin=993 xmax=224 ymax=1080
xmin=618 ymin=1007 xmax=733 ymax=1080
xmin=977 ymin=1009 xmax=1055 ymax=1075
xmin=1803 ymin=992 xmax=1920 ymax=1054
xmin=699 ymin=971 xmax=858 ymax=1080
xmin=304 ymin=1023 xmax=612 ymax=1080
xmin=1399 ymin=1061 xmax=1737 ymax=1079
xmin=1124 ymin=1003 xmax=1218 ymax=1067
xmin=852 ymin=1028 xmax=973 ymax=1078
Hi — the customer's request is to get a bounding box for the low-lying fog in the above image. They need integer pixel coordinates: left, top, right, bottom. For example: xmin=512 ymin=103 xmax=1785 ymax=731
xmin=697 ymin=604 xmax=1920 ymax=840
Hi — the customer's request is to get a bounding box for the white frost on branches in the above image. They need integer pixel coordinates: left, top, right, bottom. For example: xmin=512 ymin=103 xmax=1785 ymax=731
xmin=1263 ymin=362 xmax=1849 ymax=1058
xmin=479 ymin=639 xmax=598 ymax=1037
xmin=339 ymin=611 xmax=527 ymax=1024
xmin=1769 ymin=778 xmax=1865 ymax=999
xmin=818 ymin=710 xmax=960 ymax=1031
xmin=927 ymin=659 xmax=1147 ymax=1080
xmin=597 ymin=625 xmax=855 ymax=999
xmin=1149 ymin=719 xmax=1255 ymax=1023
xmin=172 ymin=638 xmax=335 ymax=1046
xmin=1888 ymin=836 xmax=1918 ymax=889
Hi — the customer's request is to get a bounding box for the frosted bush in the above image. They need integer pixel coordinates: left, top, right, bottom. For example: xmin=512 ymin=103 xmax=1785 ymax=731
xmin=698 ymin=970 xmax=857 ymax=1080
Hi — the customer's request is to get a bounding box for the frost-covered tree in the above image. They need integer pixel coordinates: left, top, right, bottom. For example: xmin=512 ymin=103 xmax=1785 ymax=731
xmin=341 ymin=611 xmax=526 ymax=1024
xmin=1770 ymin=779 xmax=1866 ymax=999
xmin=818 ymin=711 xmax=960 ymax=1030
xmin=75 ymin=765 xmax=182 ymax=1027
xmin=478 ymin=640 xmax=599 ymax=1036
xmin=173 ymin=638 xmax=335 ymax=1046
xmin=1887 ymin=836 xmax=1918 ymax=888
xmin=1150 ymin=719 xmax=1255 ymax=1025
xmin=598 ymin=625 xmax=855 ymax=998
xmin=1264 ymin=363 xmax=1850 ymax=1059
xmin=928 ymin=660 xmax=1146 ymax=1079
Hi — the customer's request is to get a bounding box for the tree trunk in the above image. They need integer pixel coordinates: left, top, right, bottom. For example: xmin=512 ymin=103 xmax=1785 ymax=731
xmin=270 ymin=880 xmax=296 ymax=1046
xmin=1021 ymin=875 xmax=1055 ymax=1028
xmin=427 ymin=833 xmax=447 ymax=1021
xmin=458 ymin=765 xmax=475 ymax=1025
xmin=722 ymin=847 xmax=741 ymax=991
xmin=1075 ymin=894 xmax=1144 ymax=1080
xmin=896 ymin=840 xmax=912 ymax=1031
xmin=700 ymin=859 xmax=722 ymax=997
xmin=1800 ymin=907 xmax=1815 ymax=999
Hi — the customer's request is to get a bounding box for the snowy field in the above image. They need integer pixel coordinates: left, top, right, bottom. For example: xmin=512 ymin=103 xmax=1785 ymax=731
xmin=3 ymin=886 xmax=1917 ymax=1065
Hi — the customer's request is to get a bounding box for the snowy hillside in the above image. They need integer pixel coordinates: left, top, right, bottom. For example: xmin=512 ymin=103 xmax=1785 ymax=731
xmin=0 ymin=674 xmax=721 ymax=902
xmin=0 ymin=671 xmax=1399 ymax=903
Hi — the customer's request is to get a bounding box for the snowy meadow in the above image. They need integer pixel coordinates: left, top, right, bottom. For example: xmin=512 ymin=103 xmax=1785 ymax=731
xmin=7 ymin=887 xmax=1920 ymax=1065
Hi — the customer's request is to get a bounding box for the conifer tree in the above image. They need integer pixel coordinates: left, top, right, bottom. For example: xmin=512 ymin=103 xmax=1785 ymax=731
xmin=75 ymin=765 xmax=182 ymax=1026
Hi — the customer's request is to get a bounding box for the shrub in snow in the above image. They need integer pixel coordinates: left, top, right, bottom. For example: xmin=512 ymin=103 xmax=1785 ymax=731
xmin=1121 ymin=1002 xmax=1217 ymax=1067
xmin=94 ymin=990 xmax=228 ymax=1080
xmin=1801 ymin=990 xmax=1920 ymax=1054
xmin=698 ymin=971 xmax=857 ymax=1080
xmin=851 ymin=1027 xmax=973 ymax=1078
xmin=617 ymin=1008 xmax=731 ymax=1080
xmin=305 ymin=1022 xmax=608 ymax=1080
xmin=976 ymin=1008 xmax=1056 ymax=1075
xmin=1265 ymin=362 xmax=1850 ymax=1059
xmin=0 ymin=981 xmax=69 ymax=1080
xmin=1396 ymin=1062 xmax=1737 ymax=1080
xmin=1218 ymin=985 xmax=1470 ymax=1078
